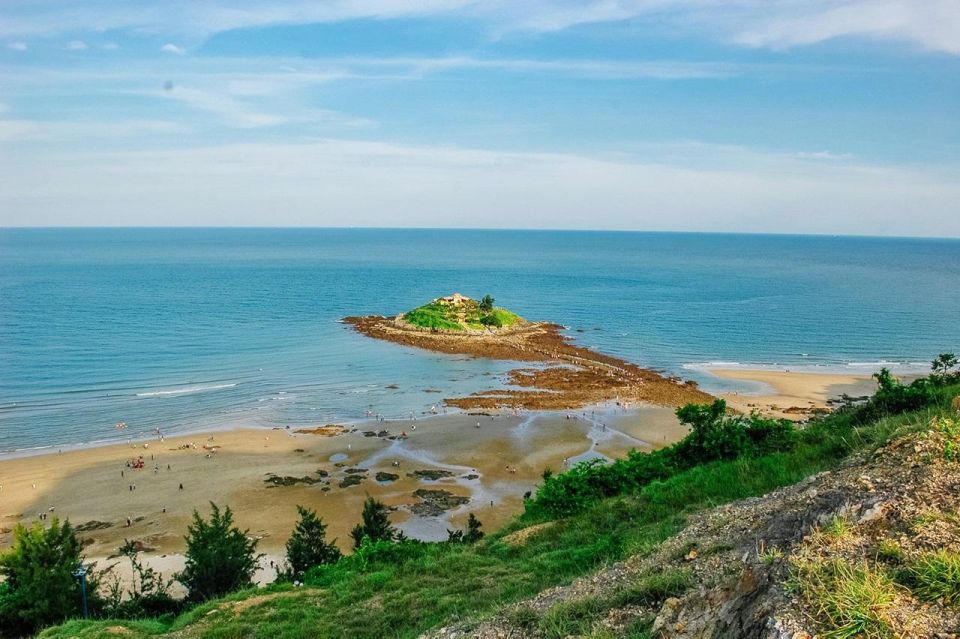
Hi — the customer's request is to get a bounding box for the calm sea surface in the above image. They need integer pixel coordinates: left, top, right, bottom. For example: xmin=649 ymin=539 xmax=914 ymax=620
xmin=2 ymin=228 xmax=958 ymax=453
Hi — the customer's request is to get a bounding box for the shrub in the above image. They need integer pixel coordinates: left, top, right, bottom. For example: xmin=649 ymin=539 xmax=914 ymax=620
xmin=527 ymin=399 xmax=796 ymax=517
xmin=177 ymin=503 xmax=261 ymax=602
xmin=447 ymin=513 xmax=484 ymax=544
xmin=351 ymin=497 xmax=399 ymax=549
xmin=478 ymin=295 xmax=495 ymax=313
xmin=0 ymin=518 xmax=94 ymax=637
xmin=103 ymin=539 xmax=180 ymax=619
xmin=286 ymin=506 xmax=342 ymax=579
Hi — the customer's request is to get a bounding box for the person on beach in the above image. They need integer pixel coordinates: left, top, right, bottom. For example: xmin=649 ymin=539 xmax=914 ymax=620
xmin=179 ymin=483 xmax=183 ymax=491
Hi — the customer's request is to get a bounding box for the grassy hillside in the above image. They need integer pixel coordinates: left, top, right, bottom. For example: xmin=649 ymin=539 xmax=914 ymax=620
xmin=401 ymin=296 xmax=522 ymax=331
xmin=37 ymin=373 xmax=960 ymax=639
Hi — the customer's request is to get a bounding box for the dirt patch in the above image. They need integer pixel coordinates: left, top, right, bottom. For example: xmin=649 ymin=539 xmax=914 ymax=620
xmin=500 ymin=522 xmax=556 ymax=548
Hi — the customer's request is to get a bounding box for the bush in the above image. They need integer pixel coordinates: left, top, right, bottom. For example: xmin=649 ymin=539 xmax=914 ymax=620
xmin=177 ymin=503 xmax=261 ymax=602
xmin=350 ymin=498 xmax=400 ymax=549
xmin=527 ymin=399 xmax=797 ymax=517
xmin=0 ymin=518 xmax=94 ymax=637
xmin=447 ymin=513 xmax=484 ymax=544
xmin=285 ymin=506 xmax=342 ymax=579
xmin=103 ymin=539 xmax=180 ymax=619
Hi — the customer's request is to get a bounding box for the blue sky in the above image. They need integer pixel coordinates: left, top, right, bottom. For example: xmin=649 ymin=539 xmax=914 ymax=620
xmin=1 ymin=1 xmax=959 ymax=235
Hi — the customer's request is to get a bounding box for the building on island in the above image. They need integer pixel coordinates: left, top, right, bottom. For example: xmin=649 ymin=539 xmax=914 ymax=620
xmin=435 ymin=293 xmax=470 ymax=306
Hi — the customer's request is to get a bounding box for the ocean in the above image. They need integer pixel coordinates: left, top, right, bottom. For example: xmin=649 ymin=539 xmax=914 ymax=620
xmin=2 ymin=228 xmax=958 ymax=454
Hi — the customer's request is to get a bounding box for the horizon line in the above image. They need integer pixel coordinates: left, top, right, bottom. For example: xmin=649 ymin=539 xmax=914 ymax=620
xmin=2 ymin=226 xmax=959 ymax=242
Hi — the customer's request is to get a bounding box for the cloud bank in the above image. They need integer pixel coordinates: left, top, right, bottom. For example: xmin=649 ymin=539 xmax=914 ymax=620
xmin=2 ymin=139 xmax=957 ymax=236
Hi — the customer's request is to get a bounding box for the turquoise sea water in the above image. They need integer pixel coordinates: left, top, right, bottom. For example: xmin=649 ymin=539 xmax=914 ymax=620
xmin=1 ymin=228 xmax=958 ymax=453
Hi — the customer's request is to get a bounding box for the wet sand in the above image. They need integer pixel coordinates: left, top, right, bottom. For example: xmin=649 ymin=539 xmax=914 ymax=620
xmin=0 ymin=406 xmax=683 ymax=588
xmin=707 ymin=368 xmax=879 ymax=419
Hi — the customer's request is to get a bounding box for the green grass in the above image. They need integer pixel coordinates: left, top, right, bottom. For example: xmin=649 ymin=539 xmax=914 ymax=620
xmin=401 ymin=303 xmax=464 ymax=331
xmin=790 ymin=558 xmax=900 ymax=639
xmin=904 ymin=550 xmax=960 ymax=604
xmin=401 ymin=298 xmax=522 ymax=332
xmin=38 ymin=382 xmax=960 ymax=639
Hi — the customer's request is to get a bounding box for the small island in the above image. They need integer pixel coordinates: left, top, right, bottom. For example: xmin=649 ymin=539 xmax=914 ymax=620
xmin=400 ymin=293 xmax=523 ymax=332
xmin=344 ymin=294 xmax=714 ymax=410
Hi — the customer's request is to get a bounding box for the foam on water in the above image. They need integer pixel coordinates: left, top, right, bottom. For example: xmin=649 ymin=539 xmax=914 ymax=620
xmin=135 ymin=383 xmax=238 ymax=397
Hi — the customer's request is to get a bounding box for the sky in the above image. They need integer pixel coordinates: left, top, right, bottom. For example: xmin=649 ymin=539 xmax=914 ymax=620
xmin=0 ymin=0 xmax=959 ymax=235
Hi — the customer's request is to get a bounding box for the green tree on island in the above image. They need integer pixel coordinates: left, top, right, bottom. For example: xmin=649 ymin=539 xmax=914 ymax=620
xmin=285 ymin=506 xmax=342 ymax=578
xmin=177 ymin=503 xmax=261 ymax=602
xmin=0 ymin=518 xmax=94 ymax=637
xmin=350 ymin=497 xmax=398 ymax=549
xmin=478 ymin=294 xmax=495 ymax=313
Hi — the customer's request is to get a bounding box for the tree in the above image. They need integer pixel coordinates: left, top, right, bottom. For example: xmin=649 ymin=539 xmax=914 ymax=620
xmin=119 ymin=539 xmax=171 ymax=601
xmin=177 ymin=503 xmax=261 ymax=602
xmin=463 ymin=513 xmax=484 ymax=543
xmin=478 ymin=294 xmax=495 ymax=313
xmin=286 ymin=506 xmax=342 ymax=578
xmin=446 ymin=513 xmax=484 ymax=544
xmin=350 ymin=498 xmax=398 ymax=549
xmin=932 ymin=353 xmax=959 ymax=380
xmin=0 ymin=518 xmax=92 ymax=637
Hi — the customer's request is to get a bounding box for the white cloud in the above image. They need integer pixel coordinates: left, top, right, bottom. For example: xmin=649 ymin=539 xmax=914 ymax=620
xmin=0 ymin=116 xmax=189 ymax=141
xmin=101 ymin=42 xmax=120 ymax=50
xmin=158 ymin=85 xmax=285 ymax=127
xmin=1 ymin=1 xmax=958 ymax=55
xmin=1 ymin=138 xmax=957 ymax=236
xmin=160 ymin=43 xmax=185 ymax=55
xmin=7 ymin=42 xmax=27 ymax=51
xmin=65 ymin=40 xmax=88 ymax=50
xmin=733 ymin=0 xmax=960 ymax=55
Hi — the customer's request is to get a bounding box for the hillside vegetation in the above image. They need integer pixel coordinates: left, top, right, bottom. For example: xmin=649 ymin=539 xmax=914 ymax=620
xmin=401 ymin=294 xmax=522 ymax=331
xmin=27 ymin=361 xmax=960 ymax=639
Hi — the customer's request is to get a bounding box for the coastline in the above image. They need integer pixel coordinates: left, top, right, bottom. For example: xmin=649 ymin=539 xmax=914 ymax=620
xmin=707 ymin=368 xmax=881 ymax=420
xmin=0 ymin=365 xmax=898 ymax=595
xmin=0 ymin=404 xmax=683 ymax=574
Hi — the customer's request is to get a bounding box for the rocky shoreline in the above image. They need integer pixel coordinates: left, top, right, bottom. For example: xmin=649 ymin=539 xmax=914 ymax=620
xmin=343 ymin=315 xmax=714 ymax=410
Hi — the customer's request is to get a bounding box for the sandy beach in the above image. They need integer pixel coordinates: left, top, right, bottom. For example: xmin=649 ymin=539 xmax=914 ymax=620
xmin=0 ymin=366 xmax=891 ymax=594
xmin=0 ymin=405 xmax=683 ymax=588
xmin=708 ymin=368 xmax=880 ymax=419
